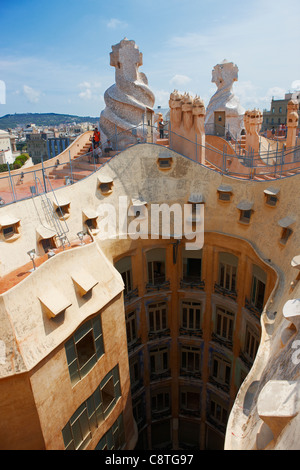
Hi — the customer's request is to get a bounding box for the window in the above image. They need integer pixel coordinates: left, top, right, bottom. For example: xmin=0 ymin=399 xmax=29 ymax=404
xmin=181 ymin=345 xmax=201 ymax=375
xmin=115 ymin=256 xmax=133 ymax=296
xmin=82 ymin=208 xmax=99 ymax=233
xmin=244 ymin=324 xmax=260 ymax=362
xmin=181 ymin=300 xmax=201 ymax=331
xmin=98 ymin=176 xmax=114 ymax=195
xmin=237 ymin=201 xmax=253 ymax=224
xmin=239 ymin=209 xmax=252 ymax=223
xmin=148 ymin=302 xmax=167 ymax=333
xmin=126 ymin=310 xmax=137 ymax=346
xmin=280 ymin=227 xmax=293 ymax=245
xmin=209 ymin=396 xmax=228 ymax=427
xmin=55 ymin=203 xmax=70 ymax=219
xmin=211 ymin=354 xmax=231 ymax=387
xmin=266 ymin=194 xmax=278 ymax=206
xmin=62 ymin=366 xmax=121 ymax=450
xmin=101 ymin=376 xmax=115 ymax=412
xmin=147 ymin=248 xmax=166 ymax=286
xmin=215 ymin=307 xmax=234 ymax=342
xmin=218 ymin=252 xmax=238 ymax=293
xmin=132 ymin=397 xmax=145 ymax=430
xmin=151 ymin=389 xmax=171 ymax=414
xmin=3 ymin=225 xmax=15 ymax=238
xmin=0 ymin=216 xmax=21 ymax=241
xmin=85 ymin=217 xmax=98 ymax=231
xmin=182 ymin=249 xmax=202 ymax=283
xmin=129 ymin=355 xmax=142 ymax=391
xmin=218 ymin=191 xmax=231 ymax=201
xmin=65 ymin=315 xmax=104 ymax=386
xmin=150 ymin=345 xmax=169 ymax=376
xmin=217 ymin=185 xmax=232 ymax=202
xmin=41 ymin=236 xmax=56 ymax=252
xmin=264 ymin=188 xmax=279 ymax=207
xmin=95 ymin=413 xmax=125 ymax=450
xmin=157 ymin=157 xmax=172 ymax=169
xmin=62 ymin=402 xmax=92 ymax=450
xmin=180 ymin=386 xmax=201 ymax=414
xmin=250 ymin=266 xmax=266 ymax=312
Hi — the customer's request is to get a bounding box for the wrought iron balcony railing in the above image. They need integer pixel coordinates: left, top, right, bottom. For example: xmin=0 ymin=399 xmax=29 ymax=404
xmin=180 ymin=277 xmax=205 ymax=290
xmin=214 ymin=283 xmax=238 ymax=300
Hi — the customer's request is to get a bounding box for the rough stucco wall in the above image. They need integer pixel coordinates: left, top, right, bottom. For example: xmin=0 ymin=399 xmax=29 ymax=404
xmin=0 ymin=373 xmax=45 ymax=450
xmin=1 ymin=143 xmax=298 ymax=279
xmin=28 ymin=293 xmax=134 ymax=450
xmin=0 ymin=242 xmax=123 ymax=376
xmin=0 ymin=240 xmax=137 ymax=449
xmin=0 ymin=143 xmax=299 ymax=449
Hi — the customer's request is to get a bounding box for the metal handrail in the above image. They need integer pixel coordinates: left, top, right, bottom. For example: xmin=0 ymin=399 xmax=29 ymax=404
xmin=1 ymin=122 xmax=300 ymax=207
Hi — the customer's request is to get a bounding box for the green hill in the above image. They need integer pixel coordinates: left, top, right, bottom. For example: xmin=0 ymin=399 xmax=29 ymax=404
xmin=0 ymin=113 xmax=99 ymax=129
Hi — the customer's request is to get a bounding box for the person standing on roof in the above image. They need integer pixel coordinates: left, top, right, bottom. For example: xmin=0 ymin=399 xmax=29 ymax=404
xmin=93 ymin=127 xmax=101 ymax=148
xmin=158 ymin=117 xmax=164 ymax=138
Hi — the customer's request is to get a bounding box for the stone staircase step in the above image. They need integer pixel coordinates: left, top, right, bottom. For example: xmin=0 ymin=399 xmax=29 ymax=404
xmin=157 ymin=138 xmax=169 ymax=147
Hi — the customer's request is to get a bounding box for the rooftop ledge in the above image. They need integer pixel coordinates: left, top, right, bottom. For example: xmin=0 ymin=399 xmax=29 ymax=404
xmin=0 ymin=234 xmax=92 ymax=295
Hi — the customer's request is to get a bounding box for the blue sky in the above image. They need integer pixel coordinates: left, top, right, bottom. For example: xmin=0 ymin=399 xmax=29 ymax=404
xmin=1 ymin=0 xmax=300 ymax=118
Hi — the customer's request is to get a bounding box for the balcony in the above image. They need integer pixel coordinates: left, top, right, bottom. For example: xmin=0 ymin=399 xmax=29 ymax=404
xmin=179 ymin=327 xmax=203 ymax=338
xmin=179 ymin=407 xmax=201 ymax=419
xmin=151 ymin=408 xmax=172 ymax=421
xmin=211 ymin=332 xmax=233 ymax=350
xmin=214 ymin=283 xmax=237 ymax=301
xmin=124 ymin=287 xmax=139 ymax=304
xmin=245 ymin=297 xmax=262 ymax=319
xmin=148 ymin=328 xmax=170 ymax=341
xmin=146 ymin=278 xmax=170 ymax=293
xmin=180 ymin=277 xmax=205 ymax=290
xmin=209 ymin=376 xmax=230 ymax=394
xmin=150 ymin=369 xmax=171 ymax=382
xmin=130 ymin=378 xmax=144 ymax=396
xmin=180 ymin=369 xmax=202 ymax=380
xmin=127 ymin=336 xmax=142 ymax=354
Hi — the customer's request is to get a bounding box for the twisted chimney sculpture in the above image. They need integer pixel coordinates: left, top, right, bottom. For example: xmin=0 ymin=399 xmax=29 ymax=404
xmin=99 ymin=38 xmax=155 ymax=149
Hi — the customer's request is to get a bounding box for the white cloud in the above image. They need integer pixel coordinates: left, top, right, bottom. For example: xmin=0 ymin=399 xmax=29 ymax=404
xmin=168 ymin=32 xmax=215 ymax=51
xmin=263 ymin=86 xmax=286 ymax=104
xmin=79 ymin=81 xmax=91 ymax=89
xmin=170 ymin=74 xmax=191 ymax=87
xmin=23 ymin=85 xmax=41 ymax=103
xmin=78 ymin=81 xmax=103 ymax=101
xmin=79 ymin=88 xmax=92 ymax=100
xmin=107 ymin=18 xmax=128 ymax=29
xmin=153 ymin=89 xmax=170 ymax=108
xmin=291 ymin=80 xmax=300 ymax=91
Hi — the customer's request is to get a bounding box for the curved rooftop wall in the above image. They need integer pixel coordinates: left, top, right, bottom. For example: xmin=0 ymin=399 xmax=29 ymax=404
xmin=0 ymin=142 xmax=299 ymax=449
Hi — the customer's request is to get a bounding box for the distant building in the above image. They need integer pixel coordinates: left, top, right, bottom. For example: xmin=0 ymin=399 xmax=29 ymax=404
xmin=0 ymin=129 xmax=17 ymax=165
xmin=262 ymin=91 xmax=300 ymax=131
xmin=26 ymin=132 xmax=71 ymax=164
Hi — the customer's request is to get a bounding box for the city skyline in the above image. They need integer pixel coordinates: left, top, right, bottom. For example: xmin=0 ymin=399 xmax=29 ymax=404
xmin=1 ymin=0 xmax=300 ymax=119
